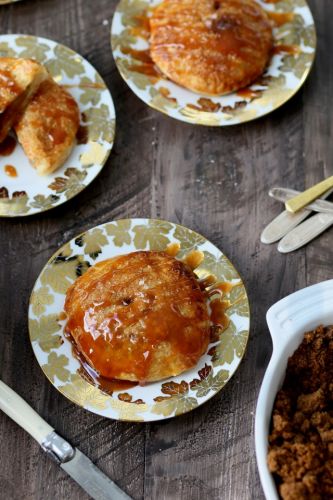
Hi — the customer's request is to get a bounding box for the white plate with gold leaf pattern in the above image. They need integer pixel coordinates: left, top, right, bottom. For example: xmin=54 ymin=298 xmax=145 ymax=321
xmin=111 ymin=0 xmax=316 ymax=126
xmin=29 ymin=219 xmax=250 ymax=422
xmin=0 ymin=34 xmax=115 ymax=217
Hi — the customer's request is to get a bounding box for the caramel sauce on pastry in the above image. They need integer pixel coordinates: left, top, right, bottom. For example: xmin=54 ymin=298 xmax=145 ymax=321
xmin=64 ymin=251 xmax=211 ymax=384
xmin=149 ymin=0 xmax=273 ymax=95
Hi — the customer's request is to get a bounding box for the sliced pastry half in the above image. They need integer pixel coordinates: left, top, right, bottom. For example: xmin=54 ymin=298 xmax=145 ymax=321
xmin=0 ymin=57 xmax=48 ymax=143
xmin=15 ymin=76 xmax=80 ymax=175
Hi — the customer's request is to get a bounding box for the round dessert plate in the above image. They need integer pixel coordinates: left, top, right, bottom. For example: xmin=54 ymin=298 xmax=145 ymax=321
xmin=111 ymin=0 xmax=316 ymax=126
xmin=29 ymin=219 xmax=250 ymax=422
xmin=0 ymin=34 xmax=115 ymax=217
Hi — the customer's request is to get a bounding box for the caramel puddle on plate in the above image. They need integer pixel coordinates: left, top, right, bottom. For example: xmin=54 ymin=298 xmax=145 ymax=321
xmin=237 ymin=88 xmax=262 ymax=100
xmin=4 ymin=165 xmax=17 ymax=177
xmin=267 ymin=11 xmax=294 ymax=27
xmin=130 ymin=13 xmax=151 ymax=39
xmin=272 ymin=44 xmax=300 ymax=55
xmin=122 ymin=46 xmax=162 ymax=80
xmin=62 ymin=83 xmax=106 ymax=90
xmin=125 ymin=10 xmax=163 ymax=82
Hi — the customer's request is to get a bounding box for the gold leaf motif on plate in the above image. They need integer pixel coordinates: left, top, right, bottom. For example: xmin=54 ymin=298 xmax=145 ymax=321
xmin=30 ymin=194 xmax=60 ymax=210
xmin=48 ymin=168 xmax=88 ymax=199
xmin=15 ymin=36 xmax=50 ymax=63
xmin=46 ymin=44 xmax=85 ymax=78
xmin=40 ymin=255 xmax=90 ymax=294
xmin=59 ymin=374 xmax=110 ymax=410
xmin=190 ymin=365 xmax=229 ymax=398
xmin=152 ymin=380 xmax=198 ymax=417
xmin=30 ymin=286 xmax=55 ymax=317
xmin=0 ymin=42 xmax=15 ymax=57
xmin=42 ymin=352 xmax=71 ymax=383
xmin=132 ymin=220 xmax=172 ymax=250
xmin=79 ymin=74 xmax=105 ymax=106
xmin=75 ymin=228 xmax=108 ymax=259
xmin=83 ymin=105 xmax=115 ymax=142
xmin=29 ymin=314 xmax=62 ymax=353
xmin=105 ymin=219 xmax=132 ymax=247
xmin=212 ymin=322 xmax=248 ymax=367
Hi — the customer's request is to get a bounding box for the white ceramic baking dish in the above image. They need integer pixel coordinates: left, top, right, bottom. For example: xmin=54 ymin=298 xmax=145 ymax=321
xmin=255 ymin=279 xmax=333 ymax=500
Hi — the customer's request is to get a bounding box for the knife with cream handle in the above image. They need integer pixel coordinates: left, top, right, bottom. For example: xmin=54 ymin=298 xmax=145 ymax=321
xmin=261 ymin=188 xmax=333 ymax=244
xmin=269 ymin=187 xmax=333 ymax=213
xmin=278 ymin=212 xmax=333 ymax=253
xmin=0 ymin=380 xmax=132 ymax=500
xmin=285 ymin=176 xmax=333 ymax=213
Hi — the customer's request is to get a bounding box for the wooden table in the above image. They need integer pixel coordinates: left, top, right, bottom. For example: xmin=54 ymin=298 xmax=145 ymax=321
xmin=0 ymin=0 xmax=332 ymax=498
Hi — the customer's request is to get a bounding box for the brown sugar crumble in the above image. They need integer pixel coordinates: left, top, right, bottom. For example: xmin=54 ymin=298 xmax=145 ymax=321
xmin=267 ymin=325 xmax=333 ymax=500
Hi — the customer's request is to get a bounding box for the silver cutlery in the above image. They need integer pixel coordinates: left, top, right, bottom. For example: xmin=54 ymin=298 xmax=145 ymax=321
xmin=0 ymin=380 xmax=132 ymax=500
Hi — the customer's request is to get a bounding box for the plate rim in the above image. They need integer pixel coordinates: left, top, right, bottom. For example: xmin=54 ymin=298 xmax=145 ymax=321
xmin=28 ymin=217 xmax=251 ymax=422
xmin=0 ymin=33 xmax=116 ymax=218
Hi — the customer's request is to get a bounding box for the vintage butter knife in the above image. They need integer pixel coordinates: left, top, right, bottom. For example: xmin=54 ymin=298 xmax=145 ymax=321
xmin=285 ymin=176 xmax=333 ymax=213
xmin=278 ymin=212 xmax=333 ymax=253
xmin=261 ymin=188 xmax=333 ymax=244
xmin=270 ymin=187 xmax=333 ymax=214
xmin=0 ymin=380 xmax=132 ymax=500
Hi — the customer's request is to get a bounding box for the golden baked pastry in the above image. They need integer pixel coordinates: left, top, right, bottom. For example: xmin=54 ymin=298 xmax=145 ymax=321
xmin=0 ymin=57 xmax=48 ymax=143
xmin=64 ymin=251 xmax=210 ymax=383
xmin=15 ymin=76 xmax=80 ymax=175
xmin=150 ymin=0 xmax=273 ymax=95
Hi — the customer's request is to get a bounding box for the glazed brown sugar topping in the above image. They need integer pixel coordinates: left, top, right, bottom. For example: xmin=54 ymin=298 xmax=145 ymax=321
xmin=149 ymin=0 xmax=273 ymax=95
xmin=0 ymin=69 xmax=23 ymax=110
xmin=268 ymin=325 xmax=333 ymax=500
xmin=18 ymin=78 xmax=80 ymax=149
xmin=64 ymin=251 xmax=211 ymax=383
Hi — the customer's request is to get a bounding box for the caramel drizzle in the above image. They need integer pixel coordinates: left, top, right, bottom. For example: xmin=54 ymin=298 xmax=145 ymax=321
xmin=63 ymin=244 xmax=241 ymax=391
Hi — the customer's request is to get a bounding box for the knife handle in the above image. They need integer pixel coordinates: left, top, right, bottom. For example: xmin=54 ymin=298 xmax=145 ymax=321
xmin=0 ymin=380 xmax=53 ymax=445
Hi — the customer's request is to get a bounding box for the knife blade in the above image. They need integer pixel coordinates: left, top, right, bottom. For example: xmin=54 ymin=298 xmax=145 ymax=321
xmin=278 ymin=212 xmax=333 ymax=253
xmin=0 ymin=380 xmax=132 ymax=500
xmin=269 ymin=187 xmax=333 ymax=214
xmin=261 ymin=188 xmax=333 ymax=244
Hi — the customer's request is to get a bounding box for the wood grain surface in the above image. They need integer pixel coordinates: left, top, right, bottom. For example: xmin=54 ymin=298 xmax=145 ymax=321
xmin=0 ymin=0 xmax=332 ymax=499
